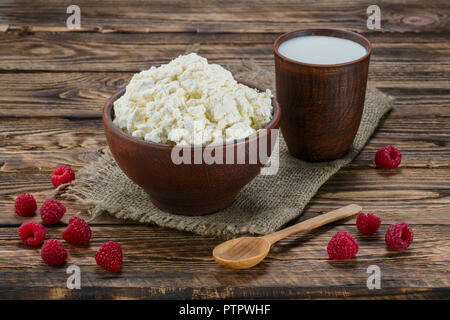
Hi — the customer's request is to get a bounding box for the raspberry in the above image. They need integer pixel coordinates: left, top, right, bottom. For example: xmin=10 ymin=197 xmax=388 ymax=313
xmin=51 ymin=165 xmax=75 ymax=188
xmin=356 ymin=213 xmax=382 ymax=235
xmin=62 ymin=216 xmax=91 ymax=245
xmin=95 ymin=241 xmax=123 ymax=272
xmin=18 ymin=221 xmax=46 ymax=246
xmin=40 ymin=199 xmax=66 ymax=224
xmin=14 ymin=193 xmax=37 ymax=217
xmin=41 ymin=239 xmax=67 ymax=266
xmin=385 ymin=222 xmax=414 ymax=251
xmin=375 ymin=145 xmax=402 ymax=169
xmin=327 ymin=231 xmax=359 ymax=260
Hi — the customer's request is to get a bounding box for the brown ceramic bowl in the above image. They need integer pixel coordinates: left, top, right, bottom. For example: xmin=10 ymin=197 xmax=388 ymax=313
xmin=103 ymin=81 xmax=281 ymax=216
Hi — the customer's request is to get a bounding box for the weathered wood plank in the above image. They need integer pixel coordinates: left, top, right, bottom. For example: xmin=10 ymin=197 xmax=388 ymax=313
xmin=0 ymin=73 xmax=127 ymax=116
xmin=0 ymin=31 xmax=449 ymax=71
xmin=0 ymin=138 xmax=448 ymax=173
xmin=0 ymin=166 xmax=449 ymax=225
xmin=1 ymin=103 xmax=448 ymax=167
xmin=0 ymin=72 xmax=448 ymax=117
xmin=0 ymin=224 xmax=448 ymax=299
xmin=0 ymin=286 xmax=447 ymax=300
xmin=0 ymin=0 xmax=448 ymax=33
xmin=2 ymin=29 xmax=446 ymax=44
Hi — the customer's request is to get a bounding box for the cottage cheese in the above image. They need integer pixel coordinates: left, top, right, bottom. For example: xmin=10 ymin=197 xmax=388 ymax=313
xmin=113 ymin=53 xmax=273 ymax=146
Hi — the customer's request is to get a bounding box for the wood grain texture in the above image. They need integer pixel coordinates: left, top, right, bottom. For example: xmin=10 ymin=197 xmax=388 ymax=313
xmin=0 ymin=0 xmax=449 ymax=300
xmin=0 ymin=224 xmax=448 ymax=299
xmin=1 ymin=115 xmax=448 ymax=170
xmin=0 ymin=0 xmax=448 ymax=33
xmin=0 ymin=32 xmax=449 ymax=72
xmin=0 ymin=166 xmax=449 ymax=226
xmin=0 ymin=73 xmax=448 ymax=117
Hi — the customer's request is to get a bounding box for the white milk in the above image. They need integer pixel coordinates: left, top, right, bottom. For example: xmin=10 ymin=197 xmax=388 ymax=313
xmin=278 ymin=35 xmax=367 ymax=65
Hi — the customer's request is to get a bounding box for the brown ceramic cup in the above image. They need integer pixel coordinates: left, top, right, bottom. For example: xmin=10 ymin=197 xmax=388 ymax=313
xmin=274 ymin=28 xmax=372 ymax=162
xmin=103 ymin=81 xmax=281 ymax=216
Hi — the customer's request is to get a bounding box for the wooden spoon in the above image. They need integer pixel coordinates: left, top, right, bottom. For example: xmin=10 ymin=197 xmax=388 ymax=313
xmin=213 ymin=204 xmax=362 ymax=269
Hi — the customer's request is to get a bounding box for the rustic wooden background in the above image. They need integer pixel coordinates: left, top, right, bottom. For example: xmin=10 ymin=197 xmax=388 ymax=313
xmin=0 ymin=0 xmax=449 ymax=299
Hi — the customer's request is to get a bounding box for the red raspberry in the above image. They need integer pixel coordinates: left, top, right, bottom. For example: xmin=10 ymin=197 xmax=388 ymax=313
xmin=95 ymin=241 xmax=123 ymax=272
xmin=62 ymin=216 xmax=91 ymax=245
xmin=385 ymin=222 xmax=414 ymax=251
xmin=41 ymin=239 xmax=67 ymax=266
xmin=356 ymin=213 xmax=382 ymax=235
xmin=14 ymin=193 xmax=37 ymax=217
xmin=18 ymin=221 xmax=46 ymax=246
xmin=40 ymin=199 xmax=66 ymax=224
xmin=51 ymin=165 xmax=75 ymax=188
xmin=327 ymin=231 xmax=359 ymax=260
xmin=375 ymin=145 xmax=402 ymax=169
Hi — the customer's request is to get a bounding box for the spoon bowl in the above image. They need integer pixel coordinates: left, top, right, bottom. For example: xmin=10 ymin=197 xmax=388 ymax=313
xmin=213 ymin=237 xmax=271 ymax=269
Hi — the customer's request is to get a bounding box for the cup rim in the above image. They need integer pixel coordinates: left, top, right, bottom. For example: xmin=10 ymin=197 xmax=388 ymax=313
xmin=273 ymin=28 xmax=373 ymax=68
xmin=103 ymin=80 xmax=281 ymax=151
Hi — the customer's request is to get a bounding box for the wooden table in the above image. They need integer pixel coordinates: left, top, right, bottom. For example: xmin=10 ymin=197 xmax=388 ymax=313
xmin=0 ymin=0 xmax=449 ymax=300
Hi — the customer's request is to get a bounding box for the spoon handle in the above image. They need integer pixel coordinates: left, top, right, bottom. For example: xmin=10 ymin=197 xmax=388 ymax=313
xmin=262 ymin=204 xmax=362 ymax=245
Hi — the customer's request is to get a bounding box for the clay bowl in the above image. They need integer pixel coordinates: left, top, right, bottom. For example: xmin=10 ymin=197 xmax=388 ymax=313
xmin=103 ymin=81 xmax=281 ymax=216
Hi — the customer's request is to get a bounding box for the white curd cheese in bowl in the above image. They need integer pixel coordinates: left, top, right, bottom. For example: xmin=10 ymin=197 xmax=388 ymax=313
xmin=113 ymin=53 xmax=273 ymax=146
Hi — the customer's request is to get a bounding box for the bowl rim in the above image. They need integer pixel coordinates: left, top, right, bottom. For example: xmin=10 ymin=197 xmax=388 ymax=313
xmin=103 ymin=80 xmax=281 ymax=150
xmin=273 ymin=28 xmax=373 ymax=68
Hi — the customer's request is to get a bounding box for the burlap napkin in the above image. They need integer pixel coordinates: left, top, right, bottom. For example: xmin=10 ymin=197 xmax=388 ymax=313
xmin=63 ymin=59 xmax=392 ymax=239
